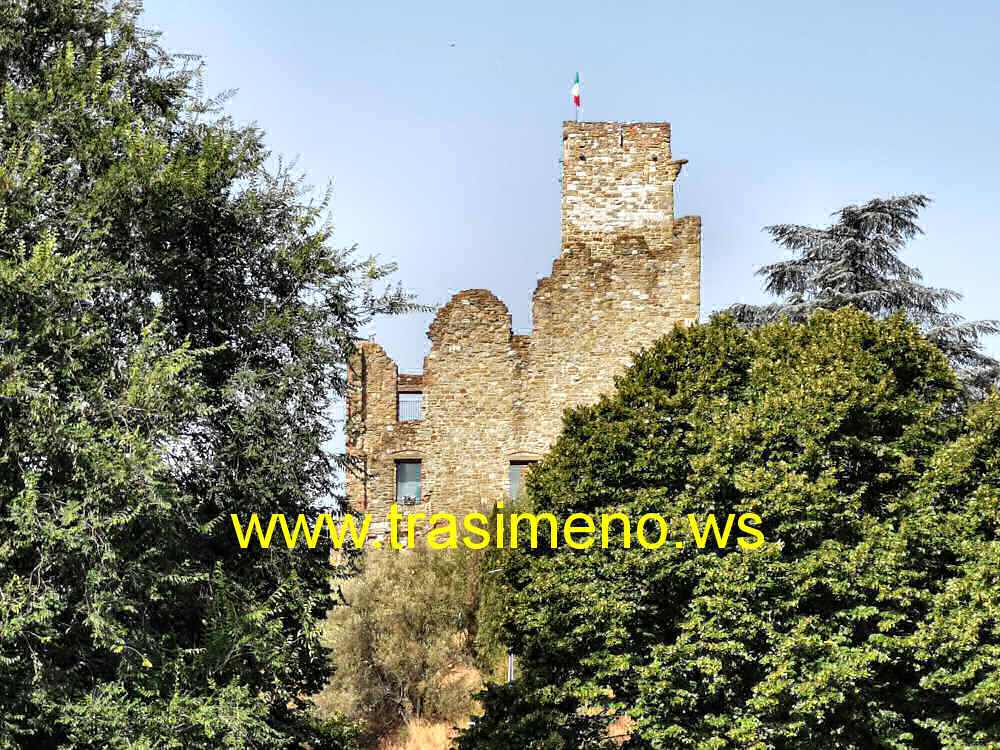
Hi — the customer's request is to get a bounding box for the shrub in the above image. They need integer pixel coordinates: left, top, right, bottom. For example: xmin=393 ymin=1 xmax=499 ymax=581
xmin=317 ymin=545 xmax=483 ymax=744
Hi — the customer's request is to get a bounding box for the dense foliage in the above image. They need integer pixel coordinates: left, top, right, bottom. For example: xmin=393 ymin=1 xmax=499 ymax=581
xmin=729 ymin=195 xmax=999 ymax=396
xmin=0 ymin=1 xmax=413 ymax=747
xmin=317 ymin=546 xmax=484 ymax=746
xmin=461 ymin=309 xmax=1000 ymax=749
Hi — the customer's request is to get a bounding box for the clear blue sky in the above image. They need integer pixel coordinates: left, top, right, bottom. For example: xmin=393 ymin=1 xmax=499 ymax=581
xmin=142 ymin=0 xmax=1000 ymax=372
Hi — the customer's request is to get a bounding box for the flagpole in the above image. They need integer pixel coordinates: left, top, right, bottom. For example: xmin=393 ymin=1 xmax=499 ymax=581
xmin=572 ymin=72 xmax=580 ymax=122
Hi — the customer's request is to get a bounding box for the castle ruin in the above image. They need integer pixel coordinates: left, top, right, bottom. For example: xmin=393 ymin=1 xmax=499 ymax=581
xmin=346 ymin=121 xmax=701 ymax=526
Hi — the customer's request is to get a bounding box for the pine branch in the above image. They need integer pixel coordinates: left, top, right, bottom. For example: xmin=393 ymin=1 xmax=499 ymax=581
xmin=729 ymin=194 xmax=996 ymax=398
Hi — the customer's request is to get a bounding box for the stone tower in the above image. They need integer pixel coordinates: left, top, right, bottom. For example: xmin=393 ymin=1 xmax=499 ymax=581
xmin=346 ymin=121 xmax=700 ymax=527
xmin=561 ymin=121 xmax=689 ymax=259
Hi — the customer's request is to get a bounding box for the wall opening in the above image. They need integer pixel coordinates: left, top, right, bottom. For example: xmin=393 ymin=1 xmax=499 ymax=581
xmin=509 ymin=461 xmax=538 ymax=501
xmin=398 ymin=392 xmax=423 ymax=421
xmin=395 ymin=460 xmax=422 ymax=505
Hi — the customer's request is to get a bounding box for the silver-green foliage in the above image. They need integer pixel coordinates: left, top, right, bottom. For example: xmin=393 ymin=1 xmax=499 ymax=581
xmin=730 ymin=195 xmax=999 ymax=397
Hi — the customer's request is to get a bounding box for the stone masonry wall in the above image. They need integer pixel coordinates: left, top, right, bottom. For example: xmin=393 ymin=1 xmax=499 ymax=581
xmin=346 ymin=121 xmax=701 ymax=529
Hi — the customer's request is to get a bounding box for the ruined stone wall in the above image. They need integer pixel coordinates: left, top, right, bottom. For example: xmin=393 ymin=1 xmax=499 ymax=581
xmin=346 ymin=121 xmax=701 ymax=528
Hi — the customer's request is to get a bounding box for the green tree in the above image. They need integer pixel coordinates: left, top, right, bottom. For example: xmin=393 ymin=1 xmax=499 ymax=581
xmin=461 ymin=310 xmax=1000 ymax=749
xmin=0 ymin=1 xmax=413 ymax=746
xmin=316 ymin=546 xmax=483 ymax=745
xmin=729 ymin=195 xmax=999 ymax=396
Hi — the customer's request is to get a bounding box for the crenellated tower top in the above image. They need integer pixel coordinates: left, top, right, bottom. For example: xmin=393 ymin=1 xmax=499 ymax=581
xmin=560 ymin=121 xmax=688 ymax=259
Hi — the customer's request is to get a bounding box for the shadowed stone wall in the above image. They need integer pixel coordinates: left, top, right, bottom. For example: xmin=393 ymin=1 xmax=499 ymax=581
xmin=346 ymin=121 xmax=701 ymax=530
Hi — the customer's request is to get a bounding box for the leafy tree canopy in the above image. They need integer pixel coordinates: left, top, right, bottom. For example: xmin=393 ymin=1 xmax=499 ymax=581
xmin=462 ymin=309 xmax=1000 ymax=749
xmin=0 ymin=1 xmax=414 ymax=747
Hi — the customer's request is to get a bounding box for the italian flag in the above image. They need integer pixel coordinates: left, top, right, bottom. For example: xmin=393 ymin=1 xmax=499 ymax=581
xmin=571 ymin=73 xmax=580 ymax=107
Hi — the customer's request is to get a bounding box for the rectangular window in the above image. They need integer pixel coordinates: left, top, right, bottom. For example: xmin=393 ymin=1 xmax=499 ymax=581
xmin=398 ymin=392 xmax=423 ymax=421
xmin=396 ymin=460 xmax=421 ymax=505
xmin=509 ymin=461 xmax=536 ymax=501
